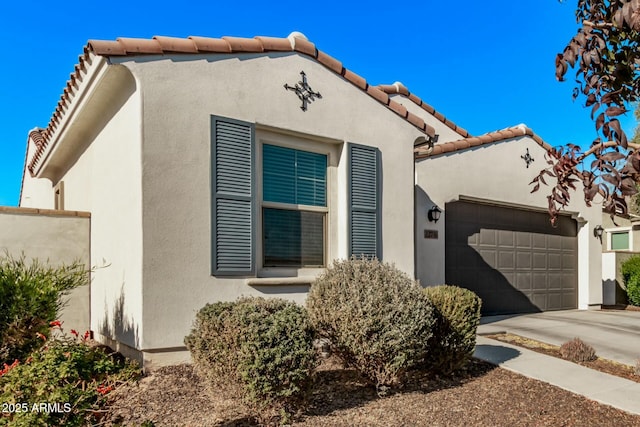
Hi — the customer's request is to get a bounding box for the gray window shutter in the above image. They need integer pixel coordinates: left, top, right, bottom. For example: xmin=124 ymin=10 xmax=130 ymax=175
xmin=348 ymin=143 xmax=381 ymax=259
xmin=211 ymin=116 xmax=255 ymax=275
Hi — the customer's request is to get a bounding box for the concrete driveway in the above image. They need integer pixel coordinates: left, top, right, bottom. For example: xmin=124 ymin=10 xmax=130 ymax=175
xmin=477 ymin=309 xmax=640 ymax=366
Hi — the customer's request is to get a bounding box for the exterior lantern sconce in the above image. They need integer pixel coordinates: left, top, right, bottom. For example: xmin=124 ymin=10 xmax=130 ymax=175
xmin=428 ymin=205 xmax=441 ymax=223
xmin=593 ymin=225 xmax=604 ymax=242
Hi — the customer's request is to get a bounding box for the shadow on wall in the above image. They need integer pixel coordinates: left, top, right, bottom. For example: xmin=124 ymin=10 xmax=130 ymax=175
xmin=447 ymin=243 xmax=542 ymax=316
xmin=98 ymin=284 xmax=139 ymax=351
xmin=52 ymin=65 xmax=137 ymax=181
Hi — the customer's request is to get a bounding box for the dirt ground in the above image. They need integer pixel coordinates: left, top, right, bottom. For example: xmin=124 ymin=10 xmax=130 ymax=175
xmin=101 ymin=355 xmax=640 ymax=426
xmin=487 ymin=333 xmax=640 ymax=383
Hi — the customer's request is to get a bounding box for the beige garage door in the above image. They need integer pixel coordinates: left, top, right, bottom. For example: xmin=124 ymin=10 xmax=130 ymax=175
xmin=445 ymin=201 xmax=578 ymax=315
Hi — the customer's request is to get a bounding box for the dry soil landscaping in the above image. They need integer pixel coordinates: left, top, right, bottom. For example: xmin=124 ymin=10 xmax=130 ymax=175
xmin=486 ymin=332 xmax=640 ymax=383
xmin=101 ymin=354 xmax=640 ymax=426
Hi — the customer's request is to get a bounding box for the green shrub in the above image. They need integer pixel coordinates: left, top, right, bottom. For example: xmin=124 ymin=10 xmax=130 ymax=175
xmin=0 ymin=254 xmax=87 ymax=363
xmin=627 ymin=272 xmax=640 ymax=306
xmin=560 ymin=337 xmax=597 ymax=363
xmin=185 ymin=297 xmax=317 ymax=424
xmin=0 ymin=332 xmax=139 ymax=427
xmin=423 ymin=285 xmax=482 ymax=374
xmin=306 ymin=257 xmax=435 ymax=389
xmin=621 ymin=256 xmax=640 ymax=306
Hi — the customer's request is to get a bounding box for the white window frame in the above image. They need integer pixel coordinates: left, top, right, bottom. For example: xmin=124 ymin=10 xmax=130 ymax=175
xmin=607 ymin=226 xmax=633 ymax=251
xmin=255 ymin=129 xmax=339 ymax=277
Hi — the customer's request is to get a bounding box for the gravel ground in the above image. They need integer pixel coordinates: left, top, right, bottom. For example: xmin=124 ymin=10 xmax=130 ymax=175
xmin=101 ymin=356 xmax=640 ymax=426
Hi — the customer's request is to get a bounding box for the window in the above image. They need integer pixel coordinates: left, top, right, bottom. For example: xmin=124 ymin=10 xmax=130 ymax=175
xmin=262 ymin=144 xmax=327 ymax=267
xmin=611 ymin=231 xmax=630 ymax=251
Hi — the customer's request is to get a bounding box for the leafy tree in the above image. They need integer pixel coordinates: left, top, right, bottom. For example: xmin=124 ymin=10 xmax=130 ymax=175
xmin=534 ymin=0 xmax=640 ymax=223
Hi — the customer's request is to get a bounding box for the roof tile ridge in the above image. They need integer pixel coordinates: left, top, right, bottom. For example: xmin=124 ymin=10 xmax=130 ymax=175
xmin=31 ymin=33 xmax=441 ymax=174
xmin=415 ymin=124 xmax=553 ymax=159
xmin=377 ymin=82 xmax=471 ymax=138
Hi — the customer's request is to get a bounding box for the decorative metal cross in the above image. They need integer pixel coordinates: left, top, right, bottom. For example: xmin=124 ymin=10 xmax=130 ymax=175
xmin=521 ymin=148 xmax=534 ymax=168
xmin=284 ymin=71 xmax=322 ymax=111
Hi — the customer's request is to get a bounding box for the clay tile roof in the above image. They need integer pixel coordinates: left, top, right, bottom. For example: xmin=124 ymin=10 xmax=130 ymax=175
xmin=152 ymin=36 xmax=198 ymax=53
xmin=188 ymin=36 xmax=230 ymax=52
xmin=27 ymin=33 xmax=439 ymax=176
xmin=377 ymin=82 xmax=471 ymax=138
xmin=415 ymin=125 xmax=552 ymax=159
xmin=116 ymin=37 xmax=164 ymax=54
xmin=221 ymin=36 xmax=264 ymax=52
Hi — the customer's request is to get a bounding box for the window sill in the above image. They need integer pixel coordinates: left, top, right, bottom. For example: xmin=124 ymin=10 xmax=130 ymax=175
xmin=246 ymin=276 xmax=317 ymax=286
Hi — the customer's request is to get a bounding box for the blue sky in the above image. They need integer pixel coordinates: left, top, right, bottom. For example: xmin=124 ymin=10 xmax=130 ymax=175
xmin=0 ymin=0 xmax=635 ymax=206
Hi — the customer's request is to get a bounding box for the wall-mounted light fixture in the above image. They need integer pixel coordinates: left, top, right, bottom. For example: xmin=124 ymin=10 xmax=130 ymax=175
xmin=428 ymin=205 xmax=441 ymax=223
xmin=593 ymin=225 xmax=604 ymax=241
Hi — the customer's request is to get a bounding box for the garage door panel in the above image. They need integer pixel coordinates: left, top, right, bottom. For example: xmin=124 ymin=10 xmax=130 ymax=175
xmin=548 ymin=235 xmax=563 ymax=250
xmin=548 ymin=273 xmax=563 ymax=290
xmin=516 ymin=252 xmax=531 ymax=268
xmin=532 ymin=272 xmax=548 ymax=290
xmin=516 ymin=272 xmax=532 ymax=290
xmin=562 ymin=254 xmax=576 ymax=269
xmin=479 ymin=228 xmax=497 ymax=246
xmin=547 ymin=293 xmax=563 ymax=310
xmin=445 ymin=201 xmax=578 ymax=314
xmin=532 ymin=234 xmax=547 ymax=249
xmin=498 ymin=230 xmax=515 ymax=247
xmin=531 ymin=293 xmax=548 ymax=309
xmin=549 ymin=254 xmax=562 ymax=269
xmin=533 ymin=252 xmax=547 ymax=269
xmin=516 ymin=232 xmax=532 ymax=248
xmin=562 ymin=292 xmax=577 ymax=308
xmin=562 ymin=236 xmax=576 ymax=250
xmin=498 ymin=251 xmax=515 ymax=269
xmin=480 ymin=249 xmax=497 ymax=268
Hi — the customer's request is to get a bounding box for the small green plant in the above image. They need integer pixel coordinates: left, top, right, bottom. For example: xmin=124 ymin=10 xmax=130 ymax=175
xmin=559 ymin=337 xmax=597 ymax=363
xmin=621 ymin=256 xmax=640 ymax=306
xmin=185 ymin=297 xmax=317 ymax=425
xmin=306 ymin=257 xmax=435 ymax=389
xmin=423 ymin=285 xmax=482 ymax=374
xmin=0 ymin=254 xmax=88 ymax=363
xmin=0 ymin=326 xmax=139 ymax=427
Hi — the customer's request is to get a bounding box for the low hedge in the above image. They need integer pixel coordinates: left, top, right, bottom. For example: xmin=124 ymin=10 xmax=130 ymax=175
xmin=306 ymin=257 xmax=435 ymax=389
xmin=185 ymin=297 xmax=317 ymax=424
xmin=423 ymin=285 xmax=482 ymax=374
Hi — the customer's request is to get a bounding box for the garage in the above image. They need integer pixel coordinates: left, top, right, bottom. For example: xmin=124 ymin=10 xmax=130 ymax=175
xmin=445 ymin=200 xmax=578 ymax=315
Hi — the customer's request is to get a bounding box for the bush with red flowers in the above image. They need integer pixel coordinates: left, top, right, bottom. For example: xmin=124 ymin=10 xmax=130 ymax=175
xmin=0 ymin=254 xmax=88 ymax=363
xmin=0 ymin=327 xmax=139 ymax=427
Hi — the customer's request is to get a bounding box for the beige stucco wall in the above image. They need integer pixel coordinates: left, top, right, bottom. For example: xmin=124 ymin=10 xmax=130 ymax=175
xmin=0 ymin=207 xmax=90 ymax=333
xmin=20 ymin=138 xmax=54 ymax=209
xmin=415 ymin=136 xmax=603 ymax=310
xmin=22 ymin=62 xmax=144 ymax=357
xmin=108 ymin=51 xmax=422 ymax=358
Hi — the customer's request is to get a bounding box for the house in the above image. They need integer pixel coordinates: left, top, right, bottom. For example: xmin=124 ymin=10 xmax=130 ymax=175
xmin=18 ymin=32 xmax=603 ymax=367
xmin=601 ymin=211 xmax=640 ymax=305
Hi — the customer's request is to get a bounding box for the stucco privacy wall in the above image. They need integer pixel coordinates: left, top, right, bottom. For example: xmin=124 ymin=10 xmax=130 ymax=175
xmin=0 ymin=207 xmax=90 ymax=333
xmin=415 ymin=136 xmax=603 ymax=309
xmin=111 ymin=51 xmax=422 ymax=357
